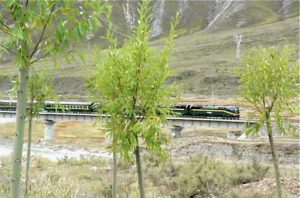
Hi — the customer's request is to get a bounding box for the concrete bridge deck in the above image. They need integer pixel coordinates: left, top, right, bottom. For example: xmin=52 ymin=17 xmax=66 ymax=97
xmin=0 ymin=110 xmax=256 ymax=139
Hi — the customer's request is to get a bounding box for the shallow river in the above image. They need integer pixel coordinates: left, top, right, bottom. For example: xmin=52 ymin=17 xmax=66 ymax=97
xmin=0 ymin=139 xmax=112 ymax=161
xmin=0 ymin=117 xmax=15 ymax=124
xmin=0 ymin=117 xmax=112 ymax=161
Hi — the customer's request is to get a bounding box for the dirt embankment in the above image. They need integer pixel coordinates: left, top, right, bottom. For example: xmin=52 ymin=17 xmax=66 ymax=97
xmin=53 ymin=77 xmax=86 ymax=95
xmin=169 ymin=135 xmax=300 ymax=166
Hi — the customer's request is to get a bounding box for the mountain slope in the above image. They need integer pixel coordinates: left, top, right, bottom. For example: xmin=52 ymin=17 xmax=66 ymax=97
xmin=0 ymin=0 xmax=298 ymax=98
xmin=107 ymin=0 xmax=299 ymax=38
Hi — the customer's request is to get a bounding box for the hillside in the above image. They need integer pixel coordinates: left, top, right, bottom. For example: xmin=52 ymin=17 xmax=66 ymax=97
xmin=0 ymin=0 xmax=299 ymax=98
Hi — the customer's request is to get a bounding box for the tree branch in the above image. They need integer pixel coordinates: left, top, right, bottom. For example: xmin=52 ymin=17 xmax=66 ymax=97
xmin=262 ymin=92 xmax=266 ymax=109
xmin=0 ymin=43 xmax=16 ymax=55
xmin=30 ymin=3 xmax=56 ymax=59
xmin=269 ymin=95 xmax=278 ymax=112
xmin=0 ymin=20 xmax=11 ymax=30
xmin=254 ymin=103 xmax=262 ymax=113
xmin=30 ymin=52 xmax=50 ymax=65
xmin=0 ymin=20 xmax=11 ymax=34
xmin=30 ymin=43 xmax=73 ymax=65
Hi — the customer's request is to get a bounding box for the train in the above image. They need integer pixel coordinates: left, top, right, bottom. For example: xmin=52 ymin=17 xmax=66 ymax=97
xmin=0 ymin=100 xmax=240 ymax=119
xmin=0 ymin=100 xmax=98 ymax=113
xmin=170 ymin=104 xmax=239 ymax=119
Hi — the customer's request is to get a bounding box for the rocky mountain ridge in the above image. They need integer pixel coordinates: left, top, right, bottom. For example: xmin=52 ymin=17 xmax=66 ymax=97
xmin=108 ymin=0 xmax=299 ymax=39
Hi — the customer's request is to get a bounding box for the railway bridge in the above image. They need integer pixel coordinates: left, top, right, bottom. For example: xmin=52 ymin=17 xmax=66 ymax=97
xmin=0 ymin=110 xmax=256 ymax=140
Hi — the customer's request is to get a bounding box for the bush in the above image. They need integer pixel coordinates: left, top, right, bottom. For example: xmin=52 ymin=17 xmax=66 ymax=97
xmin=0 ymin=173 xmax=10 ymax=196
xmin=230 ymin=159 xmax=269 ymax=185
xmin=27 ymin=171 xmax=76 ymax=197
xmin=229 ymin=189 xmax=276 ymax=198
xmin=171 ymin=156 xmax=228 ymax=198
xmin=0 ymin=155 xmax=270 ymax=197
xmin=143 ymin=155 xmax=270 ymax=198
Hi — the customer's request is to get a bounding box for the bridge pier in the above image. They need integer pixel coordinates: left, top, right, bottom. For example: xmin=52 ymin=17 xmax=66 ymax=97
xmin=171 ymin=125 xmax=183 ymax=138
xmin=44 ymin=120 xmax=55 ymax=140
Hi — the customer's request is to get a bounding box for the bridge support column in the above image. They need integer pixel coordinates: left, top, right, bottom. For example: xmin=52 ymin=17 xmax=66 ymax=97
xmin=105 ymin=135 xmax=112 ymax=145
xmin=171 ymin=125 xmax=183 ymax=138
xmin=44 ymin=120 xmax=55 ymax=140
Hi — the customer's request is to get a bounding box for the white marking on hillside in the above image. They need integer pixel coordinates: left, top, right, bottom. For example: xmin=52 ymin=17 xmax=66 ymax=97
xmin=178 ymin=0 xmax=189 ymax=14
xmin=208 ymin=0 xmax=233 ymax=28
xmin=279 ymin=0 xmax=294 ymax=18
xmin=151 ymin=0 xmax=165 ymax=38
xmin=123 ymin=0 xmax=135 ymax=30
xmin=235 ymin=34 xmax=243 ymax=59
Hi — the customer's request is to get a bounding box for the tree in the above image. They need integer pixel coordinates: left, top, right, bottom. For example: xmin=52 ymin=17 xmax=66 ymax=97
xmin=0 ymin=1 xmax=106 ymax=197
xmin=25 ymin=70 xmax=55 ymax=197
xmin=9 ymin=69 xmax=55 ymax=197
xmin=87 ymin=1 xmax=179 ymax=197
xmin=239 ymin=46 xmax=299 ymax=198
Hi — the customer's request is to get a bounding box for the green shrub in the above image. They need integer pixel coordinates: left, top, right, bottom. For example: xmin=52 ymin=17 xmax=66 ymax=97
xmin=172 ymin=156 xmax=228 ymax=197
xmin=0 ymin=173 xmax=10 ymax=196
xmin=230 ymin=159 xmax=269 ymax=185
xmin=0 ymin=155 xmax=271 ymax=197
xmin=250 ymin=159 xmax=269 ymax=181
xmin=229 ymin=189 xmax=276 ymax=198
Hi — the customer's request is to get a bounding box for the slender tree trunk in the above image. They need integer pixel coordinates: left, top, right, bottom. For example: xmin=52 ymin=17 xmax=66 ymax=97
xmin=112 ymin=150 xmax=117 ymax=198
xmin=111 ymin=133 xmax=118 ymax=198
xmin=266 ymin=115 xmax=282 ymax=198
xmin=24 ymin=100 xmax=34 ymax=197
xmin=11 ymin=66 xmax=30 ymax=198
xmin=134 ymin=138 xmax=145 ymax=198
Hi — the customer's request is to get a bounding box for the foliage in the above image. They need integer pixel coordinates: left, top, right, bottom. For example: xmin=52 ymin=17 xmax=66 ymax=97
xmin=0 ymin=0 xmax=106 ymax=67
xmin=27 ymin=69 xmax=56 ymax=113
xmin=230 ymin=159 xmax=269 ymax=185
xmin=239 ymin=46 xmax=299 ymax=135
xmin=171 ymin=156 xmax=228 ymax=197
xmin=250 ymin=158 xmax=270 ymax=181
xmin=88 ymin=0 xmax=180 ymax=160
xmin=88 ymin=1 xmax=180 ymax=197
xmin=10 ymin=68 xmax=55 ymax=113
xmin=0 ymin=1 xmax=107 ymax=197
xmin=239 ymin=46 xmax=298 ymax=198
xmin=143 ymin=155 xmax=270 ymax=198
xmin=230 ymin=189 xmax=276 ymax=198
xmin=25 ymin=68 xmax=56 ymax=197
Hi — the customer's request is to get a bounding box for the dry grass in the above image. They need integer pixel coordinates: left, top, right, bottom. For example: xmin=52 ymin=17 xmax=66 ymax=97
xmin=0 ymin=121 xmax=107 ymax=148
xmin=1 ymin=153 xmax=298 ymax=197
xmin=0 ymin=120 xmax=44 ymax=140
xmin=1 ymin=121 xmax=299 ymax=198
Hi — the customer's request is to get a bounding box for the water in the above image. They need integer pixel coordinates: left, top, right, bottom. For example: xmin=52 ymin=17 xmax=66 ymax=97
xmin=0 ymin=142 xmax=112 ymax=161
xmin=0 ymin=118 xmax=15 ymax=124
xmin=0 ymin=118 xmax=111 ymax=161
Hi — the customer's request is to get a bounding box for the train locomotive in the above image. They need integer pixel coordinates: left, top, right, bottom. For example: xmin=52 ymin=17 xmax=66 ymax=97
xmin=0 ymin=100 xmax=240 ymax=119
xmin=170 ymin=104 xmax=240 ymax=119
